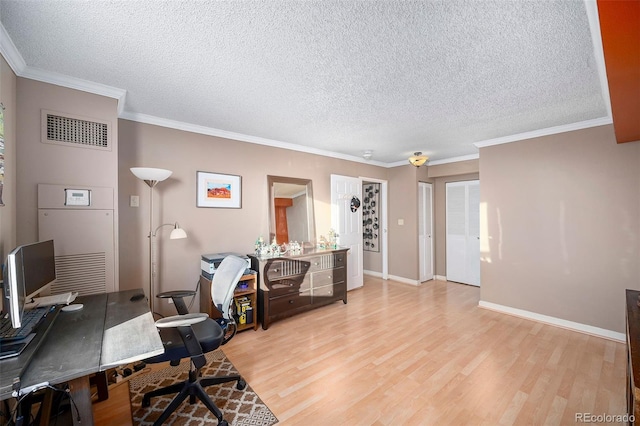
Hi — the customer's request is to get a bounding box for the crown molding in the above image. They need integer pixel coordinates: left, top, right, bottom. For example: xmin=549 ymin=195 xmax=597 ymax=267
xmin=21 ymin=66 xmax=127 ymax=112
xmin=119 ymin=111 xmax=390 ymax=167
xmin=0 ymin=23 xmax=26 ymax=74
xmin=0 ymin=22 xmax=127 ymax=114
xmin=473 ymin=116 xmax=612 ymax=149
xmin=584 ymin=0 xmax=612 ymax=118
xmin=428 ymin=153 xmax=479 ymax=166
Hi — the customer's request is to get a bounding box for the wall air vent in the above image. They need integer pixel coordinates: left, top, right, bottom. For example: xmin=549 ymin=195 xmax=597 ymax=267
xmin=42 ymin=110 xmax=111 ymax=151
xmin=53 ymin=252 xmax=107 ymax=296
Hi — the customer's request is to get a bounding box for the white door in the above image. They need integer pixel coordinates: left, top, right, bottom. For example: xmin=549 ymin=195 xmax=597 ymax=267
xmin=446 ymin=180 xmax=480 ymax=286
xmin=331 ymin=175 xmax=363 ymax=290
xmin=418 ymin=182 xmax=434 ymax=282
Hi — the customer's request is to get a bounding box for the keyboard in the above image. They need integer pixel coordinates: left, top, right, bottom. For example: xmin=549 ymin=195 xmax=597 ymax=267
xmin=0 ymin=307 xmax=49 ymax=341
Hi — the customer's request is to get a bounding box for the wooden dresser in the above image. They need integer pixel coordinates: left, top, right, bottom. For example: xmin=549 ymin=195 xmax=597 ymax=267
xmin=626 ymin=289 xmax=640 ymax=424
xmin=250 ymin=248 xmax=348 ymax=329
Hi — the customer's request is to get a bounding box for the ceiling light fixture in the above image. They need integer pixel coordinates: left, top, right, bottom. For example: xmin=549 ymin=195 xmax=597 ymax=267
xmin=363 ymin=150 xmax=373 ymax=160
xmin=408 ymin=152 xmax=428 ymax=167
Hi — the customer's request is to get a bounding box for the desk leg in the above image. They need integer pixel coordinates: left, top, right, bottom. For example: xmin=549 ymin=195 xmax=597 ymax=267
xmin=39 ymin=390 xmax=55 ymax=426
xmin=68 ymin=376 xmax=94 ymax=425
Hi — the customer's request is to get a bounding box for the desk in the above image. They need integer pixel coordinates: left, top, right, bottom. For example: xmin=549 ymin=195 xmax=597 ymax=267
xmin=0 ymin=288 xmax=163 ymax=424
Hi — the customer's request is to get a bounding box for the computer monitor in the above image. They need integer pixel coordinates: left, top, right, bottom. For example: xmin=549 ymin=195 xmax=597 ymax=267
xmin=3 ymin=240 xmax=56 ymax=328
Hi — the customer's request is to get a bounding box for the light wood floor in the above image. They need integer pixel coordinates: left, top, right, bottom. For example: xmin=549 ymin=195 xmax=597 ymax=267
xmin=222 ymin=276 xmax=627 ymax=425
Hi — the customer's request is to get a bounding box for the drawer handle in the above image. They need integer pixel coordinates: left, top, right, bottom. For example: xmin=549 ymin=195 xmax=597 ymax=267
xmin=314 ymin=262 xmax=319 ymax=266
xmin=289 ymin=300 xmax=294 ymax=304
xmin=273 ymin=268 xmax=279 ymax=273
xmin=328 ymin=275 xmax=332 ymax=279
xmin=337 ymin=257 xmax=343 ymax=261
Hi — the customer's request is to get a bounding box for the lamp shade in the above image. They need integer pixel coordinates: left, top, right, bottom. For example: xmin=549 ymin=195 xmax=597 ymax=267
xmin=408 ymin=152 xmax=428 ymax=167
xmin=169 ymin=224 xmax=187 ymax=240
xmin=130 ymin=167 xmax=172 ymax=181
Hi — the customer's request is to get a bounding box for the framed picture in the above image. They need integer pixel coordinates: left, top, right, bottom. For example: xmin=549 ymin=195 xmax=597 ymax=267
xmin=196 ymin=171 xmax=242 ymax=208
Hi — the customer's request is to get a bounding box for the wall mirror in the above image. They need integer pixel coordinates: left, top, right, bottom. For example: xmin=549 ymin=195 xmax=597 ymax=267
xmin=268 ymin=175 xmax=316 ymax=248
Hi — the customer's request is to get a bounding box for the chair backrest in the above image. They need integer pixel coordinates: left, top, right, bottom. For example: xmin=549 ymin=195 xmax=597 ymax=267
xmin=211 ymin=255 xmax=247 ymax=320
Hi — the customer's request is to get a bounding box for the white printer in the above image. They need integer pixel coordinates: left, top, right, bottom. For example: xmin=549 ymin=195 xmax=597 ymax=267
xmin=201 ymin=252 xmax=251 ymax=280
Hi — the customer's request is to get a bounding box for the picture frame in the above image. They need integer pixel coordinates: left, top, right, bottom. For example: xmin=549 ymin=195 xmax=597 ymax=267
xmin=196 ymin=171 xmax=242 ymax=208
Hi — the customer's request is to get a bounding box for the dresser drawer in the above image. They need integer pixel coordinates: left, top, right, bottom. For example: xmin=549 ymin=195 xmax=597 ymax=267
xmin=267 ymin=275 xmax=311 ymax=297
xmin=308 ymin=253 xmax=345 ymax=272
xmin=333 ymin=252 xmax=346 ymax=267
xmin=264 ymin=259 xmax=311 ymax=281
xmin=313 ymin=283 xmax=345 ymax=301
xmin=270 ymin=291 xmax=311 ymax=314
xmin=311 ymin=266 xmax=345 ymax=287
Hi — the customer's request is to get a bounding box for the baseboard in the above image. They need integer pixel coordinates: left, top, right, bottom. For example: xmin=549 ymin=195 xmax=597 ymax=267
xmin=364 ymin=272 xmax=444 ymax=286
xmin=387 ymin=274 xmax=420 ymax=286
xmin=478 ymin=300 xmax=625 ymax=343
xmin=363 ymin=270 xmax=419 ymax=285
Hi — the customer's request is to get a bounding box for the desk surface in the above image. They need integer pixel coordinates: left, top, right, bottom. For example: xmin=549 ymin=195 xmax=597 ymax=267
xmin=0 ymin=288 xmax=163 ymax=400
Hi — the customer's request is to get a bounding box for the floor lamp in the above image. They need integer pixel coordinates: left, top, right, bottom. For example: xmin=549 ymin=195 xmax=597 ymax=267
xmin=131 ymin=167 xmax=187 ymax=316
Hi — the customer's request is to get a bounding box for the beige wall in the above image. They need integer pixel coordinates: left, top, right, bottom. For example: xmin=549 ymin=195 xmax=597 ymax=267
xmin=0 ymin=55 xmax=17 ymax=307
xmin=15 ymin=78 xmax=119 ymax=247
xmin=387 ymin=165 xmax=421 ymax=281
xmin=118 ymin=119 xmax=393 ymax=315
xmin=428 ymin=159 xmax=479 ymax=178
xmin=8 ymin=73 xmax=461 ymax=309
xmin=0 ymin=55 xmax=17 ymax=265
xmin=8 ymin=72 xmax=636 ymax=338
xmin=480 ymin=124 xmax=640 ymax=333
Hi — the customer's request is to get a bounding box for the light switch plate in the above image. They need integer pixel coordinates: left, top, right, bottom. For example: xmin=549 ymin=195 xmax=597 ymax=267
xmin=130 ymin=195 xmax=140 ymax=207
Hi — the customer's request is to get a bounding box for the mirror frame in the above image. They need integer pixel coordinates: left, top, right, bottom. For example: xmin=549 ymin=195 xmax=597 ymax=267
xmin=267 ymin=175 xmax=316 ymax=249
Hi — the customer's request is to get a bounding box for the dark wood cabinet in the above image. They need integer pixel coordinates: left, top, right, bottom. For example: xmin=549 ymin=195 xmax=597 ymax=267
xmin=250 ymin=248 xmax=348 ymax=330
xmin=627 ymin=289 xmax=640 ymax=424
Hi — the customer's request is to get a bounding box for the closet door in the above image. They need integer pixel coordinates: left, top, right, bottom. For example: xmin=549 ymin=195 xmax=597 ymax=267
xmin=446 ymin=180 xmax=480 ymax=286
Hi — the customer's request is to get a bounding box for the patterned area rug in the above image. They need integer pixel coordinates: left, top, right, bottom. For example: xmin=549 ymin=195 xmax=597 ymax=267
xmin=129 ymin=350 xmax=278 ymax=425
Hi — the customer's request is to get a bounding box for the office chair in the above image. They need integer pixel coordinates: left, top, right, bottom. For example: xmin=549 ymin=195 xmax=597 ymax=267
xmin=142 ymin=255 xmax=249 ymax=426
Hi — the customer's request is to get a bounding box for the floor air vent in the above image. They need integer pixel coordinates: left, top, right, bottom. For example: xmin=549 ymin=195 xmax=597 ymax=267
xmin=42 ymin=110 xmax=111 ymax=150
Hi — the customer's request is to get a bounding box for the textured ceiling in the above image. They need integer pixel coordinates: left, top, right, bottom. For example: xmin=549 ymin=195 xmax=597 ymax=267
xmin=0 ymin=0 xmax=609 ymax=165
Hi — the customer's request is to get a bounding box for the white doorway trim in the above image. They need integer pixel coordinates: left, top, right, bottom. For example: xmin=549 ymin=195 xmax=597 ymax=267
xmin=418 ymin=182 xmax=434 ymax=282
xmin=360 ymin=177 xmax=388 ymax=280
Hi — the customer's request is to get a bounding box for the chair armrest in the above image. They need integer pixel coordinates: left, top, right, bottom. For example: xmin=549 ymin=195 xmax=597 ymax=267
xmin=155 ymin=313 xmax=208 ymax=328
xmin=156 ymin=290 xmax=196 ymax=315
xmin=156 ymin=290 xmax=197 ymax=299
